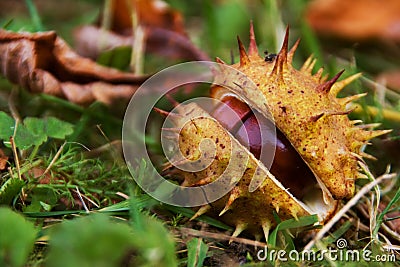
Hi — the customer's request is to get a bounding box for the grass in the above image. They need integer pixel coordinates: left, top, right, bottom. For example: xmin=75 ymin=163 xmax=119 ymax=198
xmin=0 ymin=0 xmax=399 ymax=266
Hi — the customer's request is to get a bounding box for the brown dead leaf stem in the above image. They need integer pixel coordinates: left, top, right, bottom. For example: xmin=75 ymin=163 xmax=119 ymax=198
xmin=0 ymin=30 xmax=148 ymax=105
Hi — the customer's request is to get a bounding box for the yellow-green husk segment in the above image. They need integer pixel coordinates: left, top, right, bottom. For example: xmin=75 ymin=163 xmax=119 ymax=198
xmin=166 ymin=24 xmax=390 ymax=239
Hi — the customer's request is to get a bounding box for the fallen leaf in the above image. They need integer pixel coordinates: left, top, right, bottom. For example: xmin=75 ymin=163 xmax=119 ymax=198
xmin=306 ymin=0 xmax=400 ymax=42
xmin=74 ymin=0 xmax=209 ymax=61
xmin=0 ymin=149 xmax=8 ymax=171
xmin=74 ymin=25 xmax=210 ymax=62
xmin=0 ymin=30 xmax=147 ymax=105
xmin=377 ymin=70 xmax=400 ymax=92
xmin=109 ymin=0 xmax=185 ymax=35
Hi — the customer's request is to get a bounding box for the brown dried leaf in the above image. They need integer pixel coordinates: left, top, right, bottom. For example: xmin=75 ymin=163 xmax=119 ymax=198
xmin=0 ymin=149 xmax=8 ymax=171
xmin=306 ymin=0 xmax=400 ymax=42
xmin=109 ymin=0 xmax=186 ymax=35
xmin=0 ymin=30 xmax=147 ymax=105
xmin=74 ymin=0 xmax=209 ymax=61
xmin=74 ymin=25 xmax=209 ymax=61
xmin=377 ymin=70 xmax=400 ymax=92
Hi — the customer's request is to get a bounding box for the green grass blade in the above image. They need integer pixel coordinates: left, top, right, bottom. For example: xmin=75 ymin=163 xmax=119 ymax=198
xmin=323 ymin=220 xmax=352 ymax=244
xmin=268 ymin=215 xmax=318 ymax=247
xmin=374 ymin=183 xmax=400 ymax=236
xmin=99 ymin=195 xmax=158 ymax=212
xmin=187 ymin=238 xmax=209 ymax=267
xmin=23 ymin=210 xmax=85 ymax=217
xmin=300 ymin=21 xmax=323 ymax=70
xmin=25 ymin=0 xmax=44 ymax=31
xmin=165 ymin=205 xmax=232 ymax=231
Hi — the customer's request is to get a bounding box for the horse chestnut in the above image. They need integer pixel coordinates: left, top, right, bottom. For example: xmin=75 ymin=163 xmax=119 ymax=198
xmin=160 ymin=24 xmax=389 ymax=239
xmin=210 ymin=90 xmax=316 ymax=199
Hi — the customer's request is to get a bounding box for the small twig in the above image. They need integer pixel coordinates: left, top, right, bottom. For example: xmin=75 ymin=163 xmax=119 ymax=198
xmin=116 ymin=192 xmax=130 ymax=200
xmin=9 ymin=86 xmax=22 ymax=175
xmin=79 ymin=192 xmax=99 ymax=209
xmin=9 ymin=86 xmax=21 ymax=123
xmin=303 ymin=173 xmax=395 ymax=251
xmin=381 ymin=223 xmax=400 ymax=242
xmin=10 ymin=136 xmax=25 ymax=204
xmin=380 ymin=166 xmax=397 ymax=195
xmin=94 ymin=125 xmax=123 ymax=161
xmin=179 ymin=227 xmax=267 ymax=248
xmin=129 ymin=0 xmax=145 ymax=75
xmin=175 ymin=249 xmax=188 ymax=254
xmin=101 ymin=0 xmax=112 ymax=31
xmin=355 ymin=202 xmax=376 ymax=233
xmin=362 ymin=75 xmax=400 ymax=102
xmin=75 ymin=186 xmax=89 ymax=213
xmin=10 ymin=137 xmax=21 ymax=180
xmin=84 ymin=140 xmax=121 ymax=157
xmin=358 ymin=160 xmax=382 ymax=238
xmin=65 ymin=142 xmax=91 ymax=152
xmin=382 ymin=244 xmax=400 ymax=252
xmin=42 ymin=142 xmax=66 ymax=177
xmin=8 ymin=167 xmax=14 ymax=179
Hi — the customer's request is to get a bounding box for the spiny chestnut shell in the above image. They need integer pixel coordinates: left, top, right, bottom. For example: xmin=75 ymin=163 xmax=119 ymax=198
xmin=165 ymin=25 xmax=389 ymax=239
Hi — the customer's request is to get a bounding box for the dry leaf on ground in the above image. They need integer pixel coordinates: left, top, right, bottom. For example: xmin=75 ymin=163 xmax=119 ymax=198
xmin=108 ymin=0 xmax=186 ymax=35
xmin=0 ymin=30 xmax=147 ymax=105
xmin=377 ymin=71 xmax=400 ymax=92
xmin=74 ymin=25 xmax=209 ymax=62
xmin=306 ymin=0 xmax=400 ymax=42
xmin=74 ymin=0 xmax=209 ymax=61
xmin=0 ymin=149 xmax=8 ymax=171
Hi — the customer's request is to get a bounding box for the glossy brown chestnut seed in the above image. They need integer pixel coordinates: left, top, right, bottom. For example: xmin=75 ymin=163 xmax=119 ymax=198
xmin=211 ymin=94 xmax=316 ymax=199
